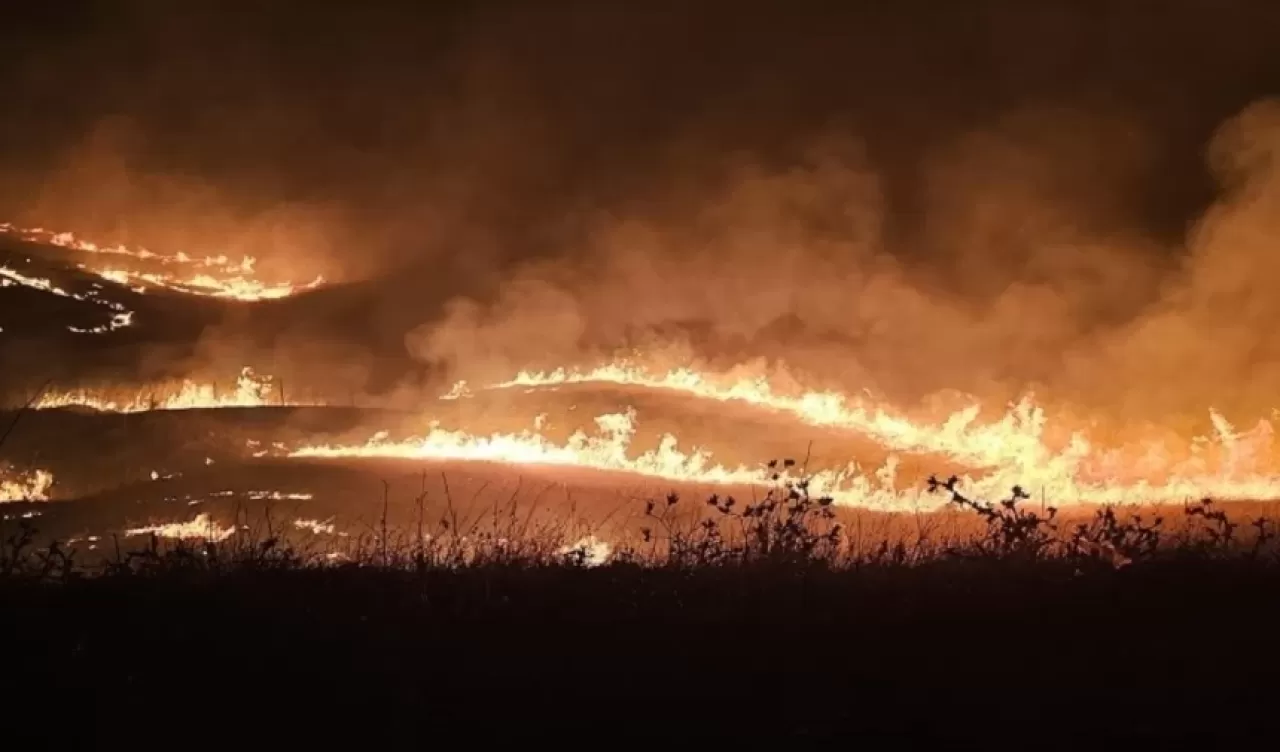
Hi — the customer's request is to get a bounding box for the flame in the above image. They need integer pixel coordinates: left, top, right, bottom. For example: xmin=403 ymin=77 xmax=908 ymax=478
xmin=282 ymin=353 xmax=1280 ymax=510
xmin=84 ymin=266 xmax=325 ymax=301
xmin=125 ymin=513 xmax=236 ymax=542
xmin=0 ymin=264 xmax=135 ymax=333
xmin=293 ymin=518 xmax=336 ymax=535
xmin=0 ymin=470 xmax=54 ymax=502
xmin=36 ymin=366 xmax=294 ymax=412
xmin=487 ymin=362 xmax=1280 ymax=498
xmin=290 ymin=401 xmax=1280 ymax=509
xmin=1 ymin=224 xmax=324 ymax=301
xmin=488 ymin=362 xmax=1061 ymax=472
xmin=291 ymin=408 xmax=928 ymax=507
xmin=560 ymin=535 xmax=612 ymax=566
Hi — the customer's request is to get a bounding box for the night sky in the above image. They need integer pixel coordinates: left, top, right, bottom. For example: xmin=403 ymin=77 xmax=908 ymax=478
xmin=1 ymin=2 xmax=1277 ymax=252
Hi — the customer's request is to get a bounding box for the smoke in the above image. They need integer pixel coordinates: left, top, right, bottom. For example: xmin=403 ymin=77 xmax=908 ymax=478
xmin=408 ymin=95 xmax=1280 ymax=425
xmin=1064 ymin=98 xmax=1280 ymax=422
xmin=3 ymin=1 xmax=1280 ymax=420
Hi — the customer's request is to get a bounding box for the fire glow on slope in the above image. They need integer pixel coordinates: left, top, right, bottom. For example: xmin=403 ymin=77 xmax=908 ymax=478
xmin=489 ymin=363 xmax=1066 ymax=473
xmin=0 ymin=224 xmax=325 ymax=301
xmin=289 ymin=398 xmax=1280 ymax=509
xmin=36 ymin=367 xmax=293 ymax=412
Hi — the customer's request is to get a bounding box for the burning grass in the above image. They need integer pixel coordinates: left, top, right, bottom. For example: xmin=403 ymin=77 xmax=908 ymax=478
xmin=7 ymin=468 xmax=1280 ymax=577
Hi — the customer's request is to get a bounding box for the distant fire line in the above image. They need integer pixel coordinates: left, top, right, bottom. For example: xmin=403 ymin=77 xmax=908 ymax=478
xmin=1 ymin=223 xmax=325 ymax=301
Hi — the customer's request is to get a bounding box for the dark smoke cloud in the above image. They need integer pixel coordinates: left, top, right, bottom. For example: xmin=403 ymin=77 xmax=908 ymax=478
xmin=3 ymin=1 xmax=1280 ymax=418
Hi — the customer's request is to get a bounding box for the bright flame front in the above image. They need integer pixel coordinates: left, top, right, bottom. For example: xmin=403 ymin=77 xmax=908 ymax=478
xmin=285 ymin=358 xmax=1280 ymax=510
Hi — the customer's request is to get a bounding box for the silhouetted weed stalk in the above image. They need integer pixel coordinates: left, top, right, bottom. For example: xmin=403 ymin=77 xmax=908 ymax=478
xmin=4 ymin=461 xmax=1280 ymax=582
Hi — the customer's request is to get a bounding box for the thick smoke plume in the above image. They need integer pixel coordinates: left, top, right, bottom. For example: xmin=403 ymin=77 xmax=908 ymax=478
xmin=2 ymin=1 xmax=1280 ymax=423
xmin=409 ymin=99 xmax=1280 ymax=428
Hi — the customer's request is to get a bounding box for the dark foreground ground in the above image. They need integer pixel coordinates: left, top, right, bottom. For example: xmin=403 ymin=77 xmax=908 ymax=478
xmin=5 ymin=555 xmax=1280 ymax=746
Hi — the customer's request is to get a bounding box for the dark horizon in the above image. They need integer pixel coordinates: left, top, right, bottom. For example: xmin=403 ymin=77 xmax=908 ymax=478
xmin=3 ymin=1 xmax=1277 ymax=253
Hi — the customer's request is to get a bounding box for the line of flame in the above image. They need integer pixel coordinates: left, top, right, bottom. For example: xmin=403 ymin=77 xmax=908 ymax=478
xmin=289 ymin=405 xmax=1280 ymax=509
xmin=125 ymin=513 xmax=237 ymax=542
xmin=1 ymin=223 xmax=324 ymax=302
xmin=486 ymin=363 xmax=1280 ymax=491
xmin=36 ymin=367 xmax=287 ymax=412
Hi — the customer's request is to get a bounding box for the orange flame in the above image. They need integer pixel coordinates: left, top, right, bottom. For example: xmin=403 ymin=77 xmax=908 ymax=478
xmin=0 ymin=470 xmax=54 ymax=502
xmin=1 ymin=223 xmax=325 ymax=301
xmin=36 ymin=367 xmax=292 ymax=412
xmin=283 ymin=359 xmax=1280 ymax=509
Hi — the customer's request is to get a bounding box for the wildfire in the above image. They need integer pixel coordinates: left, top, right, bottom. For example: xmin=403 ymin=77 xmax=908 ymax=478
xmin=0 ymin=224 xmax=325 ymax=301
xmin=125 ymin=513 xmax=237 ymax=542
xmin=0 ymin=264 xmax=135 ymax=333
xmin=290 ymin=400 xmax=1280 ymax=509
xmin=487 ymin=362 xmax=1067 ymax=473
xmin=293 ymin=518 xmax=336 ymax=535
xmin=286 ymin=408 xmax=936 ymax=509
xmin=36 ymin=367 xmax=291 ymax=412
xmin=281 ymin=355 xmax=1280 ymax=510
xmin=560 ymin=535 xmax=612 ymax=566
xmin=294 ymin=408 xmax=801 ymax=481
xmin=0 ymin=469 xmax=54 ymax=502
xmin=87 ymin=266 xmax=325 ymax=301
xmin=249 ymin=491 xmax=314 ymax=501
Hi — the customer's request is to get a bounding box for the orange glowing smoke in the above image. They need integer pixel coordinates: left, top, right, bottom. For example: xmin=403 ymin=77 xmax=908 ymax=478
xmin=0 ymin=224 xmax=325 ymax=301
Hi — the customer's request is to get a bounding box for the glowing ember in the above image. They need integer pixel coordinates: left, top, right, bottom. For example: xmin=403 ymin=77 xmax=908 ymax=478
xmin=0 ymin=470 xmax=54 ymax=502
xmin=125 ymin=513 xmax=236 ymax=542
xmin=1 ymin=224 xmax=325 ymax=301
xmin=249 ymin=491 xmax=314 ymax=501
xmin=37 ymin=366 xmax=292 ymax=412
xmin=291 ymin=408 xmax=913 ymax=507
